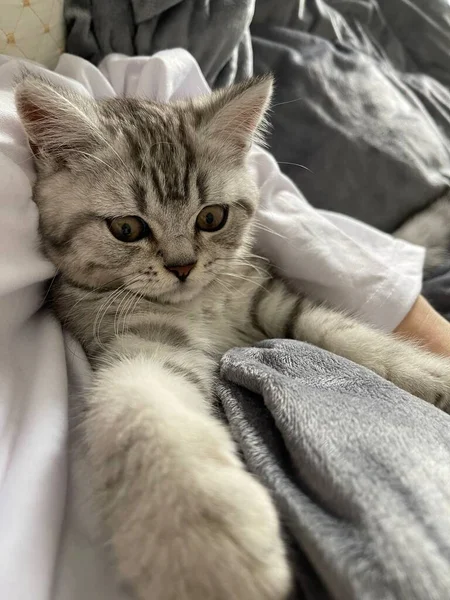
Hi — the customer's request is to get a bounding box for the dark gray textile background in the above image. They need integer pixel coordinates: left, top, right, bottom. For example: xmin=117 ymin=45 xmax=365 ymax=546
xmin=65 ymin=0 xmax=450 ymax=231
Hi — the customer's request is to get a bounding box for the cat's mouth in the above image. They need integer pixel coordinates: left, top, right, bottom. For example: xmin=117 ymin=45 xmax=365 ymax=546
xmin=157 ymin=268 xmax=222 ymax=304
xmin=157 ymin=281 xmax=204 ymax=304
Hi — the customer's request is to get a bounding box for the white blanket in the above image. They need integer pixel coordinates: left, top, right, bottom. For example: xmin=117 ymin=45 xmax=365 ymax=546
xmin=0 ymin=49 xmax=424 ymax=600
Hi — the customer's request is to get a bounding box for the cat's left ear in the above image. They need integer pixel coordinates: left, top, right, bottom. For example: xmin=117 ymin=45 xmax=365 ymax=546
xmin=197 ymin=75 xmax=273 ymax=155
xmin=15 ymin=74 xmax=100 ymax=165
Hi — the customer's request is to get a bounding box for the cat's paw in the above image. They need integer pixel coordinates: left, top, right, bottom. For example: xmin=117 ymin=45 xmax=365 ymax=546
xmin=387 ymin=346 xmax=450 ymax=413
xmin=168 ymin=463 xmax=292 ymax=600
xmin=108 ymin=428 xmax=291 ymax=600
xmin=407 ymin=359 xmax=450 ymax=413
xmin=84 ymin=360 xmax=290 ymax=600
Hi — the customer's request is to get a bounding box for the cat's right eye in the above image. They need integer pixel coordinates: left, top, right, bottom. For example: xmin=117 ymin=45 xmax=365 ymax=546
xmin=196 ymin=205 xmax=228 ymax=232
xmin=107 ymin=216 xmax=150 ymax=243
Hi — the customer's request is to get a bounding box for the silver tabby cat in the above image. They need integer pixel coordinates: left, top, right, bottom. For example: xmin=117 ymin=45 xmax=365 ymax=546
xmin=15 ymin=74 xmax=450 ymax=600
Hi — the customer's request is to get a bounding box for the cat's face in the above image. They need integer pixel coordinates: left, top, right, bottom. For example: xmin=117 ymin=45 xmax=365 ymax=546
xmin=15 ymin=76 xmax=272 ymax=303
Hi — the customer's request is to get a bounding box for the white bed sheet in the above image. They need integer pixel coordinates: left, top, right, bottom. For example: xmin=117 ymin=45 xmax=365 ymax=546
xmin=0 ymin=49 xmax=424 ymax=600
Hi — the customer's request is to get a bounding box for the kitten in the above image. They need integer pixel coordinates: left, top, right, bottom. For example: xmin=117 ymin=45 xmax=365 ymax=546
xmin=15 ymin=74 xmax=450 ymax=600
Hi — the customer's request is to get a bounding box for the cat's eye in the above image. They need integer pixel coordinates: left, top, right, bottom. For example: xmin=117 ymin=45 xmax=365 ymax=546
xmin=196 ymin=205 xmax=228 ymax=232
xmin=108 ymin=216 xmax=149 ymax=243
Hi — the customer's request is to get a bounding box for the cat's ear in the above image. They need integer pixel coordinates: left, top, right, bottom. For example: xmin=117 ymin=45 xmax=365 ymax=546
xmin=15 ymin=75 xmax=100 ymax=163
xmin=197 ymin=75 xmax=273 ymax=154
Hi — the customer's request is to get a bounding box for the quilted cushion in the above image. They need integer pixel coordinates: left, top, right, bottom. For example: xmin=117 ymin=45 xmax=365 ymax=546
xmin=0 ymin=0 xmax=64 ymax=68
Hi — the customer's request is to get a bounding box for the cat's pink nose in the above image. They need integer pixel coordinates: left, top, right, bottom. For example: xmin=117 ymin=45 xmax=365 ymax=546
xmin=165 ymin=262 xmax=196 ymax=281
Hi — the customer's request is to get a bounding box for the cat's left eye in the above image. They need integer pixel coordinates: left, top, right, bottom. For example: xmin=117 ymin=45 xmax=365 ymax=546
xmin=196 ymin=205 xmax=228 ymax=232
xmin=108 ymin=216 xmax=150 ymax=243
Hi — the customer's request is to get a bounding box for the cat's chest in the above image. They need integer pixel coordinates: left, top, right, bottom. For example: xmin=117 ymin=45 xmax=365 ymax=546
xmin=180 ymin=294 xmax=258 ymax=352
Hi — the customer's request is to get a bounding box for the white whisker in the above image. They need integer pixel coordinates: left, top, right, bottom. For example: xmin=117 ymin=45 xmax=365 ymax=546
xmin=71 ymin=150 xmax=128 ymax=182
xmin=271 ymin=96 xmax=304 ymax=109
xmin=221 ymin=272 xmax=268 ymax=291
xmin=277 ymin=161 xmax=313 ymax=173
xmin=246 ymin=252 xmax=270 ymax=263
xmin=252 ymin=222 xmax=287 ymax=240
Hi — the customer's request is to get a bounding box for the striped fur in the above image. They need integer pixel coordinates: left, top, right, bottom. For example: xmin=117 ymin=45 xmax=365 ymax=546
xmin=16 ymin=76 xmax=450 ymax=600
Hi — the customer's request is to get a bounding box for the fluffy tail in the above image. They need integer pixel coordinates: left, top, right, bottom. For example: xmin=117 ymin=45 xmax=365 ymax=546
xmin=394 ymin=191 xmax=450 ymax=275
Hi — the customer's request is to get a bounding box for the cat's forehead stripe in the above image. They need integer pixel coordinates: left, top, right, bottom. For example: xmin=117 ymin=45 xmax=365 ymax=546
xmin=149 ymin=164 xmax=165 ymax=203
xmin=130 ymin=180 xmax=147 ymax=214
xmin=196 ymin=171 xmax=208 ymax=205
xmin=114 ymin=106 xmax=199 ymax=207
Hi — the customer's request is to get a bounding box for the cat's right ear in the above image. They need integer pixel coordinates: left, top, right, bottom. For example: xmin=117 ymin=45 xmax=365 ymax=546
xmin=195 ymin=75 xmax=273 ymax=158
xmin=15 ymin=75 xmax=100 ymax=164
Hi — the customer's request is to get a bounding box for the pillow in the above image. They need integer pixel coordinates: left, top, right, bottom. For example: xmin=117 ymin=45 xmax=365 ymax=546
xmin=0 ymin=0 xmax=64 ymax=68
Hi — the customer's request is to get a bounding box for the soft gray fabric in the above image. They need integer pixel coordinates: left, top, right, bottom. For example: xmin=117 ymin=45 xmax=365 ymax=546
xmin=218 ymin=339 xmax=450 ymax=600
xmin=65 ymin=0 xmax=450 ymax=231
xmin=65 ymin=0 xmax=254 ymax=88
xmin=251 ymin=0 xmax=450 ymax=231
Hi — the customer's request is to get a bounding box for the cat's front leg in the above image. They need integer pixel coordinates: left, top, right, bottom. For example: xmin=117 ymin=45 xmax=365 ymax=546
xmin=290 ymin=302 xmax=450 ymax=411
xmin=250 ymin=279 xmax=450 ymax=411
xmin=81 ymin=344 xmax=291 ymax=600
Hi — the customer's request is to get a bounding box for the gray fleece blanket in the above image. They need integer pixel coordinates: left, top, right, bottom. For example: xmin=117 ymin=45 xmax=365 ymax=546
xmin=219 ymin=340 xmax=450 ymax=600
xmin=65 ymin=0 xmax=450 ymax=232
